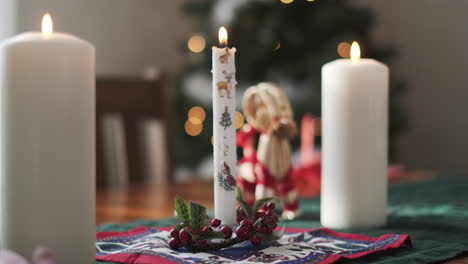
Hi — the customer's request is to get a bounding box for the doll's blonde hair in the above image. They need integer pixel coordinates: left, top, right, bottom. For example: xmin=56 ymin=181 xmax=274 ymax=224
xmin=242 ymin=82 xmax=297 ymax=139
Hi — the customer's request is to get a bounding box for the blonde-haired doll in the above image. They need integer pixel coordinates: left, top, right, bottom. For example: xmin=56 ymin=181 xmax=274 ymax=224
xmin=239 ymin=83 xmax=300 ymax=219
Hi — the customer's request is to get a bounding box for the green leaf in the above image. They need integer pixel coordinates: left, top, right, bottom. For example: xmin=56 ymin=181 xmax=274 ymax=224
xmin=175 ymin=195 xmax=190 ymax=225
xmin=253 ymin=197 xmax=276 ymax=213
xmin=255 ymin=225 xmax=285 ymax=242
xmin=253 ymin=217 xmax=263 ymax=227
xmin=189 ymin=201 xmax=206 ymax=233
xmin=236 ymin=186 xmax=243 ymax=201
xmin=199 ymin=231 xmax=226 ymax=240
xmin=275 ymin=224 xmax=286 ymax=238
xmin=236 ymin=187 xmax=252 ymax=217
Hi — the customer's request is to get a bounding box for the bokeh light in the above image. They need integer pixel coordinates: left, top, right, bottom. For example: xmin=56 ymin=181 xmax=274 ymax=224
xmin=188 ymin=106 xmax=206 ymax=125
xmin=185 ymin=119 xmax=203 ymax=136
xmin=188 ymin=35 xmax=206 ymax=53
xmin=306 ymin=0 xmax=316 ymax=2
xmin=235 ymin=112 xmax=245 ymax=129
xmin=337 ymin=42 xmax=351 ymax=58
xmin=280 ymin=0 xmax=294 ymax=4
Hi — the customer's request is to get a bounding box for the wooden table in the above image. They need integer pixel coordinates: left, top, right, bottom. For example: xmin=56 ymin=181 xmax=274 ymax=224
xmin=96 ymin=170 xmax=435 ymax=225
xmin=96 ymin=170 xmax=467 ymax=263
xmin=97 ymin=180 xmax=214 ymax=225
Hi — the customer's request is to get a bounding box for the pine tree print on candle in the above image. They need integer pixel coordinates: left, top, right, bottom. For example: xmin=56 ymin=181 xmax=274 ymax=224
xmin=219 ymin=106 xmax=232 ymax=130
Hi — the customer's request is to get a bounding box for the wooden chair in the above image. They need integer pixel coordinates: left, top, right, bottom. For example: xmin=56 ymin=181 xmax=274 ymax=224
xmin=96 ymin=75 xmax=172 ymax=188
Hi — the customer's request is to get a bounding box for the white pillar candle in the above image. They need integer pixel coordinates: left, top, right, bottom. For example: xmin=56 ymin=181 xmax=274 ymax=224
xmin=321 ymin=42 xmax=388 ymax=229
xmin=212 ymin=27 xmax=237 ymax=225
xmin=0 ymin=14 xmax=95 ymax=263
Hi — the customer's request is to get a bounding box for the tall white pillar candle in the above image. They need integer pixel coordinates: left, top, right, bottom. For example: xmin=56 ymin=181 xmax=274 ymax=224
xmin=321 ymin=42 xmax=388 ymax=229
xmin=0 ymin=14 xmax=95 ymax=262
xmin=212 ymin=27 xmax=237 ymax=225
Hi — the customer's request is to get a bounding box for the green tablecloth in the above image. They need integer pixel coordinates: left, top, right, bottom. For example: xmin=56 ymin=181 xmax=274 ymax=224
xmin=97 ymin=174 xmax=468 ymax=264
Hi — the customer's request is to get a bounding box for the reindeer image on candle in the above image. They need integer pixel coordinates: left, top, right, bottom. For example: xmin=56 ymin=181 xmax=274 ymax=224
xmin=217 ymin=70 xmax=233 ymax=98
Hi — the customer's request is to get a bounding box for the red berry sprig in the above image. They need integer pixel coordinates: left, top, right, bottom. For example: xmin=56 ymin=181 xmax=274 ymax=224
xmin=235 ymin=200 xmax=281 ymax=246
xmin=170 ymin=194 xmax=282 ymax=251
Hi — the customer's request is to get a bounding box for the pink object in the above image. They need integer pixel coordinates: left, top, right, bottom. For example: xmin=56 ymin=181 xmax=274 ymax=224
xmin=388 ymin=165 xmax=406 ymax=180
xmin=0 ymin=250 xmax=29 ymax=264
xmin=300 ymin=114 xmax=319 ymax=164
xmin=0 ymin=247 xmax=56 ymax=264
xmin=31 ymin=247 xmax=56 ymax=264
xmin=294 ymin=114 xmax=322 ymax=197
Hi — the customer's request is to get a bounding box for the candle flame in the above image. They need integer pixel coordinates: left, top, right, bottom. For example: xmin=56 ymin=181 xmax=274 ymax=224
xmin=350 ymin=41 xmax=360 ymax=61
xmin=218 ymin=27 xmax=228 ymax=47
xmin=42 ymin=13 xmax=53 ymax=35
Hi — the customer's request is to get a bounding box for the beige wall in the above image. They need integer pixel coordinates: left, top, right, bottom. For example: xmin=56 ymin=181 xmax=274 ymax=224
xmin=353 ymin=1 xmax=468 ymax=173
xmin=14 ymin=0 xmax=189 ymax=76
xmin=0 ymin=0 xmax=17 ymax=40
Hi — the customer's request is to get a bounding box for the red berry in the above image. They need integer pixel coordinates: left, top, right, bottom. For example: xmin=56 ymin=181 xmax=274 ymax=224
xmin=266 ymin=210 xmax=276 ymax=217
xmin=236 ymin=225 xmax=251 ymax=239
xmin=240 ymin=219 xmax=253 ymax=229
xmin=269 ymin=221 xmax=278 ymax=229
xmin=267 ymin=214 xmax=278 ymax=224
xmin=211 ymin=218 xmax=221 ymax=228
xmin=256 ymin=210 xmax=266 ymax=219
xmin=200 ymin=226 xmax=212 ymax=234
xmin=266 ymin=202 xmax=276 ymax=210
xmin=169 ymin=238 xmax=180 ymax=249
xmin=237 ymin=216 xmax=245 ymax=223
xmin=250 ymin=235 xmax=261 ymax=246
xmin=170 ymin=228 xmax=180 ymax=239
xmin=179 ymin=228 xmax=192 ymax=243
xmin=240 ymin=209 xmax=248 ymax=217
xmin=266 ymin=216 xmax=277 ymax=224
xmin=256 ymin=226 xmax=272 ymax=234
xmin=221 ymin=225 xmax=233 ymax=238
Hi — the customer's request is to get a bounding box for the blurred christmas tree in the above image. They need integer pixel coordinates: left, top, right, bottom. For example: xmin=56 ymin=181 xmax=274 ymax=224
xmin=175 ymin=0 xmax=406 ymax=169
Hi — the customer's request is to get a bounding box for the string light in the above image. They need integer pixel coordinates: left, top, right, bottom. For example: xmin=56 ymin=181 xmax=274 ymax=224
xmin=188 ymin=35 xmax=206 ymax=53
xmin=280 ymin=0 xmax=294 ymax=4
xmin=337 ymin=42 xmax=351 ymax=58
xmin=185 ymin=120 xmax=203 ymax=136
xmin=235 ymin=112 xmax=245 ymax=129
xmin=188 ymin=106 xmax=206 ymax=125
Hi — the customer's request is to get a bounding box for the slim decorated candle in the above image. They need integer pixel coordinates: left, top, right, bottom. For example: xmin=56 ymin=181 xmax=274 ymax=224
xmin=321 ymin=42 xmax=389 ymax=228
xmin=0 ymin=14 xmax=95 ymax=262
xmin=212 ymin=27 xmax=237 ymax=225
